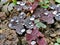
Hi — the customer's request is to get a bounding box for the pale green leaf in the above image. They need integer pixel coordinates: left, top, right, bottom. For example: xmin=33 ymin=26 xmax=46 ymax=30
xmin=57 ymin=38 xmax=60 ymax=43
xmin=34 ymin=19 xmax=40 ymax=24
xmin=54 ymin=43 xmax=59 ymax=45
xmin=36 ymin=22 xmax=47 ymax=28
xmin=41 ymin=5 xmax=49 ymax=8
xmin=12 ymin=0 xmax=17 ymax=5
xmin=2 ymin=3 xmax=9 ymax=12
xmin=8 ymin=3 xmax=15 ymax=11
xmin=44 ymin=0 xmax=49 ymax=4
xmin=55 ymin=0 xmax=60 ymax=3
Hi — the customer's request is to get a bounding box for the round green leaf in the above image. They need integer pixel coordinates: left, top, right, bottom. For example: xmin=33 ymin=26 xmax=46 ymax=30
xmin=36 ymin=22 xmax=41 ymax=28
xmin=12 ymin=0 xmax=17 ymax=5
xmin=54 ymin=43 xmax=59 ymax=45
xmin=55 ymin=0 xmax=60 ymax=3
xmin=57 ymin=38 xmax=60 ymax=43
xmin=44 ymin=0 xmax=49 ymax=4
xmin=34 ymin=19 xmax=40 ymax=24
xmin=41 ymin=5 xmax=49 ymax=8
xmin=36 ymin=22 xmax=47 ymax=28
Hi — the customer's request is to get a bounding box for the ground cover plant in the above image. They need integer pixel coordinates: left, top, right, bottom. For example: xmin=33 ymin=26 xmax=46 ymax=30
xmin=0 ymin=0 xmax=60 ymax=45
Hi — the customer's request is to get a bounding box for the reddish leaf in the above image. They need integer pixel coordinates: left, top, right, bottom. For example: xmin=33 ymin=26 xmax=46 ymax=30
xmin=33 ymin=8 xmax=55 ymax=24
xmin=37 ymin=38 xmax=47 ymax=45
xmin=29 ymin=1 xmax=38 ymax=11
xmin=40 ymin=12 xmax=55 ymax=24
xmin=31 ymin=2 xmax=38 ymax=10
xmin=26 ymin=1 xmax=38 ymax=12
xmin=26 ymin=29 xmax=44 ymax=45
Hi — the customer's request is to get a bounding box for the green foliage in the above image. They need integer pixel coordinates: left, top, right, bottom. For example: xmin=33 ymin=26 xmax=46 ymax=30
xmin=44 ymin=0 xmax=49 ymax=4
xmin=34 ymin=19 xmax=47 ymax=28
xmin=54 ymin=43 xmax=59 ymax=45
xmin=39 ymin=0 xmax=49 ymax=8
xmin=12 ymin=0 xmax=17 ymax=5
xmin=41 ymin=5 xmax=49 ymax=8
xmin=29 ymin=0 xmax=34 ymax=2
xmin=56 ymin=38 xmax=60 ymax=43
xmin=36 ymin=22 xmax=46 ymax=28
xmin=34 ymin=19 xmax=40 ymax=24
xmin=8 ymin=3 xmax=15 ymax=11
xmin=55 ymin=0 xmax=60 ymax=3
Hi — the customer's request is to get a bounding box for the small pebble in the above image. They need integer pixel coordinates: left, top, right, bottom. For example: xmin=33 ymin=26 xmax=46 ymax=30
xmin=20 ymin=12 xmax=25 ymax=15
xmin=16 ymin=20 xmax=19 ymax=23
xmin=23 ymin=5 xmax=29 ymax=10
xmin=55 ymin=23 xmax=60 ymax=28
xmin=0 ymin=30 xmax=3 ymax=33
xmin=8 ymin=23 xmax=12 ymax=28
xmin=55 ymin=13 xmax=60 ymax=21
xmin=0 ymin=34 xmax=5 ymax=40
xmin=44 ymin=12 xmax=48 ymax=15
xmin=17 ymin=1 xmax=20 ymax=4
xmin=31 ymin=41 xmax=36 ymax=45
xmin=31 ymin=24 xmax=34 ymax=27
xmin=53 ymin=11 xmax=57 ymax=15
xmin=49 ymin=5 xmax=56 ymax=9
xmin=26 ymin=30 xmax=32 ymax=34
xmin=29 ymin=22 xmax=32 ymax=24
xmin=20 ymin=2 xmax=25 ymax=6
xmin=10 ymin=19 xmax=14 ymax=22
xmin=17 ymin=8 xmax=21 ymax=11
xmin=56 ymin=30 xmax=60 ymax=35
xmin=21 ymin=29 xmax=25 ymax=33
xmin=30 ymin=17 xmax=35 ymax=21
xmin=50 ymin=33 xmax=57 ymax=37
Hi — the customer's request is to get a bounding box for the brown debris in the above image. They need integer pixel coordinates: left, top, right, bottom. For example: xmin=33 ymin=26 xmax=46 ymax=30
xmin=0 ymin=12 xmax=6 ymax=20
xmin=0 ymin=28 xmax=18 ymax=45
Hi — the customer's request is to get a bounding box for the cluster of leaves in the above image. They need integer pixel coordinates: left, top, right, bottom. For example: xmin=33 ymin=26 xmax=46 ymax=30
xmin=39 ymin=0 xmax=49 ymax=8
xmin=26 ymin=28 xmax=47 ymax=45
xmin=54 ymin=38 xmax=60 ymax=45
xmin=34 ymin=19 xmax=46 ymax=28
xmin=8 ymin=10 xmax=48 ymax=35
xmin=8 ymin=12 xmax=47 ymax=45
xmin=0 ymin=0 xmax=17 ymax=4
xmin=12 ymin=0 xmax=17 ymax=5
xmin=33 ymin=8 xmax=55 ymax=24
xmin=49 ymin=4 xmax=60 ymax=21
xmin=8 ymin=12 xmax=35 ymax=34
xmin=1 ymin=0 xmax=60 ymax=13
xmin=28 ymin=0 xmax=50 ymax=9
xmin=7 ymin=0 xmax=60 ymax=45
xmin=55 ymin=0 xmax=60 ymax=3
xmin=40 ymin=11 xmax=55 ymax=24
xmin=0 ymin=0 xmax=17 ymax=13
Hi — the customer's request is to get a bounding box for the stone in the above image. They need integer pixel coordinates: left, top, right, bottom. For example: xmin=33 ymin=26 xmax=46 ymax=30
xmin=26 ymin=30 xmax=32 ymax=34
xmin=55 ymin=13 xmax=60 ymax=21
xmin=50 ymin=33 xmax=57 ymax=37
xmin=31 ymin=41 xmax=36 ymax=45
